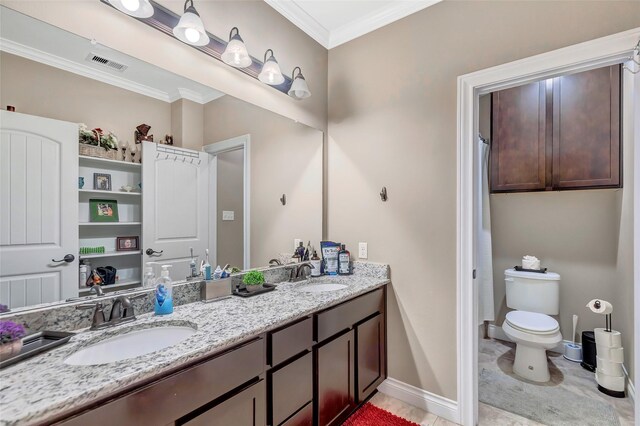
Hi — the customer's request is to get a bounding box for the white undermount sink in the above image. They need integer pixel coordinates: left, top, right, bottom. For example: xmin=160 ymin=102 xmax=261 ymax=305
xmin=296 ymin=283 xmax=348 ymax=293
xmin=64 ymin=325 xmax=196 ymax=366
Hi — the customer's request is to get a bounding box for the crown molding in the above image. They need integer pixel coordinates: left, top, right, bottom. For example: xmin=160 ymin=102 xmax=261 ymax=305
xmin=265 ymin=0 xmax=441 ymax=50
xmin=264 ymin=0 xmax=330 ymax=48
xmin=0 ymin=38 xmax=219 ymax=105
xmin=329 ymin=0 xmax=442 ymax=48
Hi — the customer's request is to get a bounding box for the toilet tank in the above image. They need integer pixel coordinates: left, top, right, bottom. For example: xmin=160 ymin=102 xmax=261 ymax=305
xmin=504 ymin=269 xmax=560 ymax=315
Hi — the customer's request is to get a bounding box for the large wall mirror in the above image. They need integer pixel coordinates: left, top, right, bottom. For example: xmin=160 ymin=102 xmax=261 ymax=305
xmin=0 ymin=6 xmax=323 ymax=312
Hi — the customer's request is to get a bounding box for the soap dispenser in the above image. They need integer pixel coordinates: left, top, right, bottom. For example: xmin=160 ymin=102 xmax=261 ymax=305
xmin=144 ymin=262 xmax=156 ymax=288
xmin=155 ymin=265 xmax=173 ymax=315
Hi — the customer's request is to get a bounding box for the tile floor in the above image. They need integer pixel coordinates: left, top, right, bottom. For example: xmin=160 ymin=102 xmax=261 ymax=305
xmin=370 ymin=338 xmax=634 ymax=426
xmin=478 ymin=337 xmax=635 ymax=425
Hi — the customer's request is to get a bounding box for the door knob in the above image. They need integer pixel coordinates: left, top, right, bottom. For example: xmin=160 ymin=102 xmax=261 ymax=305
xmin=52 ymin=254 xmax=75 ymax=263
xmin=146 ymin=248 xmax=164 ymax=256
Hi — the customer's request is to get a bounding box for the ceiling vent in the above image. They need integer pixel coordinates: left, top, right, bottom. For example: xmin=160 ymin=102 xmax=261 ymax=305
xmin=85 ymin=53 xmax=128 ymax=72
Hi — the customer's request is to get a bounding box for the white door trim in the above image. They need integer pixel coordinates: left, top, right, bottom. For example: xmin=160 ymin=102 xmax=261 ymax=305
xmin=456 ymin=27 xmax=640 ymax=425
xmin=203 ymin=134 xmax=251 ymax=270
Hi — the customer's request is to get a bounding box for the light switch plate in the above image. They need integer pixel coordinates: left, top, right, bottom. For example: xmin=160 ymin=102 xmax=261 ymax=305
xmin=358 ymin=242 xmax=368 ymax=259
xmin=222 ymin=211 xmax=235 ymax=221
xmin=294 ymin=239 xmax=302 ymax=251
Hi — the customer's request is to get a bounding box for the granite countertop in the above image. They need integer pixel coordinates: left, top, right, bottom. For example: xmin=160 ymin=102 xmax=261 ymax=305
xmin=0 ymin=270 xmax=389 ymax=425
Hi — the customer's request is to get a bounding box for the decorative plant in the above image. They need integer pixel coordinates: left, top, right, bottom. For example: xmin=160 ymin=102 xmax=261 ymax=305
xmin=242 ymin=270 xmax=265 ymax=287
xmin=0 ymin=321 xmax=25 ymax=344
xmin=78 ymin=123 xmax=118 ymax=151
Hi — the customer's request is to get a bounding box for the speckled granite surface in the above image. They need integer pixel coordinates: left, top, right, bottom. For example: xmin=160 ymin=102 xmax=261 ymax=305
xmin=0 ymin=262 xmax=389 ymax=425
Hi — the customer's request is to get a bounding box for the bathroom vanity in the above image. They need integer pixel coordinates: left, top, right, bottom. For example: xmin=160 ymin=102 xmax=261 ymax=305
xmin=0 ymin=271 xmax=388 ymax=426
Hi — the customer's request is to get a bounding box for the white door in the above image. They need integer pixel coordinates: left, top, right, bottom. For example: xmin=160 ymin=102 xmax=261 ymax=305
xmin=142 ymin=142 xmax=210 ymax=280
xmin=0 ymin=111 xmax=79 ymax=308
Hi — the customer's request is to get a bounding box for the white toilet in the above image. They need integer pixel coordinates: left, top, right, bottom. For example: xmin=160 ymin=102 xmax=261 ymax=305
xmin=502 ymin=268 xmax=562 ymax=382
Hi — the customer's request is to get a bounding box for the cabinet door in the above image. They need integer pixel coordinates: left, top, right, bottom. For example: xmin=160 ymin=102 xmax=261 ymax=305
xmin=552 ymin=65 xmax=621 ymax=189
xmin=270 ymin=351 xmax=313 ymax=426
xmin=184 ymin=380 xmax=266 ymax=426
xmin=491 ymin=81 xmax=548 ymax=192
xmin=316 ymin=330 xmax=355 ymax=426
xmin=356 ymin=313 xmax=385 ymax=403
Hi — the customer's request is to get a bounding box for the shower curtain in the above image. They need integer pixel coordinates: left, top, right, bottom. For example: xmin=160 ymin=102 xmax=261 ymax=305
xmin=476 ymin=137 xmax=495 ymax=326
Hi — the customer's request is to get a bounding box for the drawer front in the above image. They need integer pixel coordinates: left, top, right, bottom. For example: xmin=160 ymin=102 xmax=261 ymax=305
xmin=281 ymin=401 xmax=312 ymax=426
xmin=59 ymin=338 xmax=264 ymax=426
xmin=184 ymin=380 xmax=266 ymax=426
xmin=270 ymin=352 xmax=313 ymax=426
xmin=269 ymin=317 xmax=313 ymax=366
xmin=316 ymin=288 xmax=383 ymax=343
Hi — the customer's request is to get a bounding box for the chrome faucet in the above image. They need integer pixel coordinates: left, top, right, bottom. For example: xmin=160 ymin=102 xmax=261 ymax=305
xmin=289 ymin=263 xmax=313 ymax=282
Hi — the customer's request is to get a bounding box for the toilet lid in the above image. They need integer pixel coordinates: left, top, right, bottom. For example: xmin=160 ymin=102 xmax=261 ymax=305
xmin=506 ymin=311 xmax=559 ymax=333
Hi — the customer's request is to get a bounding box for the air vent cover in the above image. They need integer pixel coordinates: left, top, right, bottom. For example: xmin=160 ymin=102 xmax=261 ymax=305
xmin=85 ymin=53 xmax=128 ymax=72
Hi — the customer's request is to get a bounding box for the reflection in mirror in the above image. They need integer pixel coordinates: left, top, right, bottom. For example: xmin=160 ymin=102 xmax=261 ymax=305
xmin=0 ymin=6 xmax=322 ymax=313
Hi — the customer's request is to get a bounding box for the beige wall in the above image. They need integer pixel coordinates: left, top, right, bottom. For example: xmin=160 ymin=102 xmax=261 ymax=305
xmin=171 ymin=99 xmax=204 ymax=151
xmin=2 ymin=0 xmax=328 ymax=132
xmin=204 ymin=95 xmax=323 ymax=267
xmin=327 ymin=0 xmax=640 ymax=400
xmin=216 ymin=149 xmax=244 ymax=269
xmin=0 ymin=52 xmax=171 ymax=145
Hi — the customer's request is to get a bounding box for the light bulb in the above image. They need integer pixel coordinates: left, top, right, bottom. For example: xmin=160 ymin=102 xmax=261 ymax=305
xmin=185 ymin=27 xmax=200 ymax=43
xmin=121 ymin=0 xmax=140 ymax=12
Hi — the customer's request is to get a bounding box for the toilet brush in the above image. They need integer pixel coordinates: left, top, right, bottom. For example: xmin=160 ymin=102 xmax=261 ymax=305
xmin=564 ymin=314 xmax=582 ymax=362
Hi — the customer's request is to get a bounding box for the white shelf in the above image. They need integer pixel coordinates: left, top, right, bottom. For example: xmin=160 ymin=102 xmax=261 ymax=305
xmin=79 ymin=189 xmax=141 ymax=197
xmin=79 ymin=155 xmax=141 ymax=170
xmin=79 ymin=279 xmax=142 ymax=293
xmin=79 ymin=222 xmax=142 ymax=226
xmin=80 ymin=250 xmax=142 ymax=259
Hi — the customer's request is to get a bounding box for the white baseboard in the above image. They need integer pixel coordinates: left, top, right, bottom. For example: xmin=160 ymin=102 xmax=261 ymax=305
xmin=488 ymin=324 xmax=636 ymax=400
xmin=377 ymin=377 xmax=459 ymax=424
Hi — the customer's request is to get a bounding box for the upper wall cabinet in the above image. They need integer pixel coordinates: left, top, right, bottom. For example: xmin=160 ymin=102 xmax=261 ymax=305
xmin=490 ymin=65 xmax=621 ymax=193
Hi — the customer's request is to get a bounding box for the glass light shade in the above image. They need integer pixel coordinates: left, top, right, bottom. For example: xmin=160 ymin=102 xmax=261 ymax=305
xmin=258 ymin=55 xmax=284 ymax=85
xmin=108 ymin=0 xmax=154 ymax=18
xmin=221 ymin=34 xmax=252 ymax=68
xmin=288 ymin=74 xmax=311 ymax=100
xmin=173 ymin=7 xmax=210 ymax=46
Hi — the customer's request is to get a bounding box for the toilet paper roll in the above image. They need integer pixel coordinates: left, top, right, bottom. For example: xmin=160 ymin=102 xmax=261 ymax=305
xmin=586 ymin=299 xmax=613 ymax=315
xmin=597 ymin=357 xmax=624 ymax=376
xmin=596 ymin=370 xmax=626 ymax=392
xmin=522 ymin=255 xmax=540 ymax=270
xmin=596 ymin=345 xmax=625 ymax=363
xmin=595 ymin=328 xmax=622 ymax=348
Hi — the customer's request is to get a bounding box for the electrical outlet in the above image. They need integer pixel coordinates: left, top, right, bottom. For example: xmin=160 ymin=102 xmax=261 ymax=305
xmin=358 ymin=242 xmax=368 ymax=259
xmin=294 ymin=239 xmax=302 ymax=251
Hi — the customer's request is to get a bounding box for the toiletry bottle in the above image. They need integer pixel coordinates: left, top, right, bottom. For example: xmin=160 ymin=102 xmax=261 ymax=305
xmin=304 ymin=241 xmax=312 ymax=261
xmin=144 ymin=262 xmax=155 ymax=288
xmin=79 ymin=260 xmax=88 ymax=287
xmin=338 ymin=244 xmax=351 ymax=275
xmin=189 ymin=247 xmax=197 ymax=278
xmin=310 ymin=250 xmax=322 ymax=277
xmin=213 ymin=265 xmax=223 ymax=280
xmin=155 ymin=265 xmax=173 ymax=315
xmin=204 ymin=249 xmax=212 ymax=280
xmin=296 ymin=242 xmax=306 ymax=261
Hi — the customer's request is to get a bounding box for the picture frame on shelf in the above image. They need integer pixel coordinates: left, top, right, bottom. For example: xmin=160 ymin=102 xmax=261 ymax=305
xmin=93 ymin=173 xmax=112 ymax=191
xmin=116 ymin=236 xmax=139 ymax=251
xmin=89 ymin=199 xmax=119 ymax=222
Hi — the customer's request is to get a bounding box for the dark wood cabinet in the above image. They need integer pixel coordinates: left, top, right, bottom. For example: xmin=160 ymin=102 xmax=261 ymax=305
xmin=491 ymin=65 xmax=621 ymax=193
xmin=269 ymin=351 xmax=313 ymax=426
xmin=491 ymin=80 xmax=548 ymax=192
xmin=355 ymin=313 xmax=385 ymax=403
xmin=552 ymin=66 xmax=621 ymax=189
xmin=316 ymin=330 xmax=356 ymax=426
xmin=184 ymin=380 xmax=266 ymax=426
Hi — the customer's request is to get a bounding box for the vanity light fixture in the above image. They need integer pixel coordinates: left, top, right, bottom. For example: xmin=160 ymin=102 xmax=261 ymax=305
xmin=173 ymin=0 xmax=209 ymax=46
xmin=288 ymin=67 xmax=311 ymax=100
xmin=108 ymin=0 xmax=154 ymax=18
xmin=258 ymin=49 xmax=285 ymax=85
xmin=221 ymin=27 xmax=252 ymax=68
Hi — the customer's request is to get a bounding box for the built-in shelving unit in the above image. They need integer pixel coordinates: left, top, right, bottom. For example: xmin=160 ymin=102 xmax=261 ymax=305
xmin=78 ymin=154 xmax=143 ymax=295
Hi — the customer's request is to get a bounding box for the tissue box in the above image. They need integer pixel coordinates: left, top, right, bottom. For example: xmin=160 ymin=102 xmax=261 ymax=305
xmin=522 ymin=256 xmax=540 ymax=270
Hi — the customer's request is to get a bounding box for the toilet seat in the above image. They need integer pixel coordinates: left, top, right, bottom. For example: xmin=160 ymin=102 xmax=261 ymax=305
xmin=505 ymin=311 xmax=559 ymax=335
